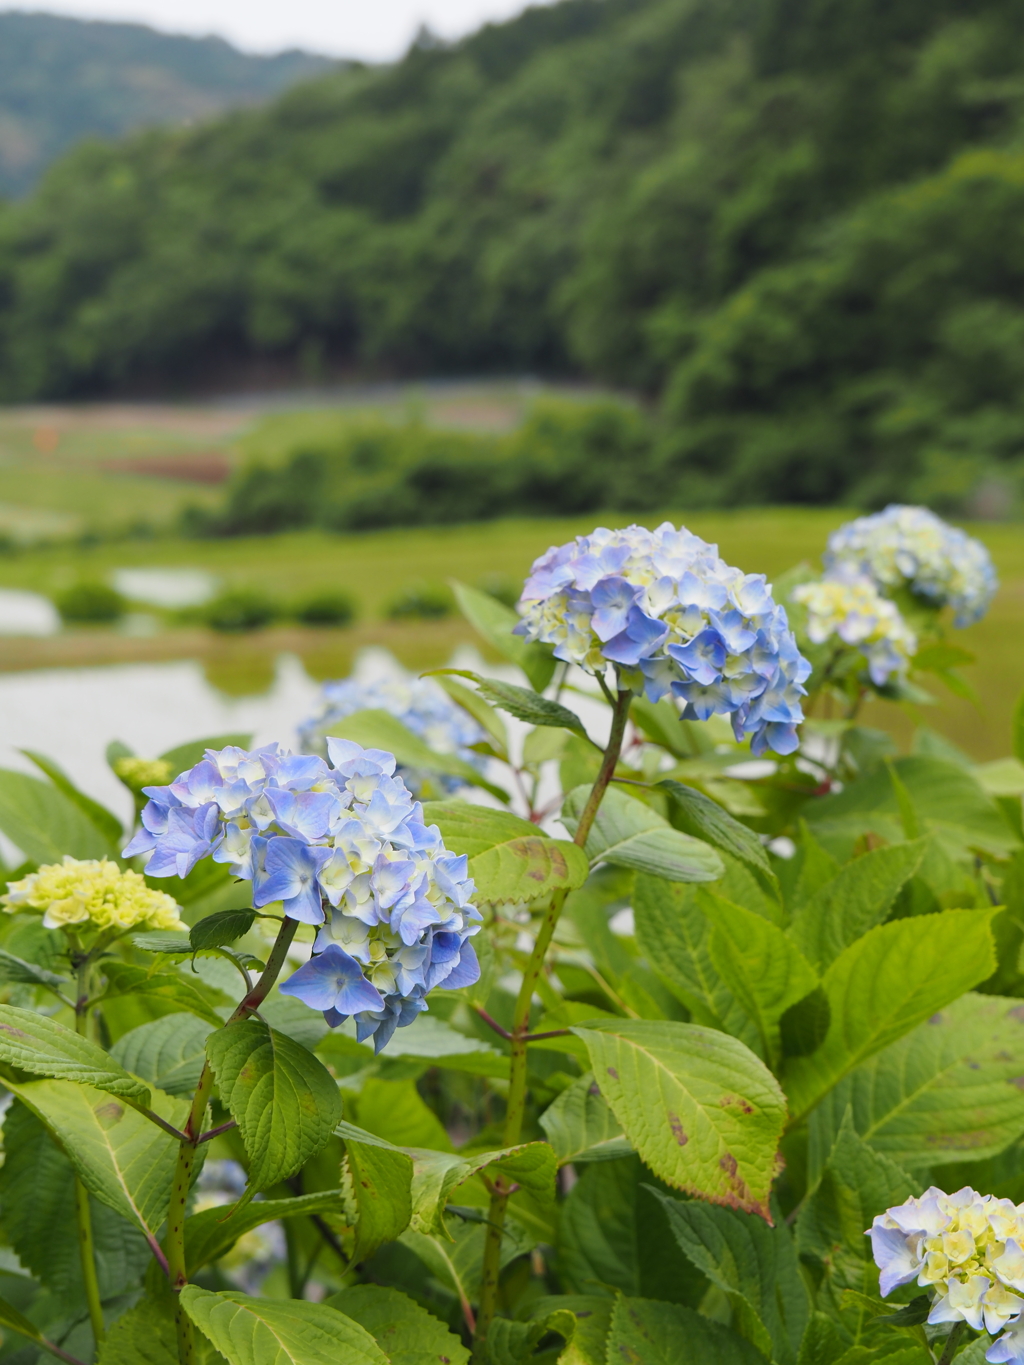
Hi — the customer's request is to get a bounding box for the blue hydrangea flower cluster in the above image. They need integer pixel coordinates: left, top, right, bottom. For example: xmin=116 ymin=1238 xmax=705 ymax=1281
xmin=514 ymin=522 xmax=811 ymax=756
xmin=298 ymin=674 xmax=485 ymax=795
xmin=825 ymin=504 xmax=998 ymax=627
xmin=870 ymin=1186 xmax=1024 ymax=1362
xmin=123 ymin=741 xmax=481 ymax=1051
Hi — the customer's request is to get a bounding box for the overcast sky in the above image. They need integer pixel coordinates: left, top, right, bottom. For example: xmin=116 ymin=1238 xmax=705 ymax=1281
xmin=3 ymin=0 xmax=546 ymax=59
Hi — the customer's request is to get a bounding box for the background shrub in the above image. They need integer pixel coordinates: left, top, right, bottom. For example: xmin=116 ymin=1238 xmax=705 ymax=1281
xmin=293 ymin=590 xmax=356 ymax=627
xmin=203 ymin=587 xmax=277 ymax=633
xmin=54 ymin=582 xmax=123 ymax=623
xmin=385 ymin=583 xmax=453 ymax=621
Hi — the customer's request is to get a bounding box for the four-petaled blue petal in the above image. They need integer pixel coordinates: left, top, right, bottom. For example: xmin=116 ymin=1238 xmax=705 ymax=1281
xmin=280 ymin=943 xmax=384 ymax=1014
xmin=253 ymin=837 xmax=331 ymax=923
xmin=668 ymin=629 xmax=728 ymax=686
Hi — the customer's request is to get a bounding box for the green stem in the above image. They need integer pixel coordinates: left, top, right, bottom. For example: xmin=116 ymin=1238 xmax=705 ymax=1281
xmin=167 ymin=915 xmax=299 ymax=1365
xmin=471 ymin=689 xmax=632 ymax=1362
xmin=72 ymin=957 xmax=105 ymax=1349
xmin=936 ymin=1321 xmax=965 ymax=1365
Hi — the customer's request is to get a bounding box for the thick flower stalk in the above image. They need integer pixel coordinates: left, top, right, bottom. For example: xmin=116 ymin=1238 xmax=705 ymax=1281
xmin=124 ymin=740 xmax=481 ymax=1051
xmin=869 ymin=1186 xmax=1024 ymax=1362
xmin=825 ymin=504 xmax=998 ymax=627
xmin=514 ymin=521 xmax=811 ymax=756
xmin=792 ymin=572 xmax=917 ymax=686
xmin=298 ymin=673 xmax=486 ymax=795
xmin=1 ymin=856 xmax=185 ymax=933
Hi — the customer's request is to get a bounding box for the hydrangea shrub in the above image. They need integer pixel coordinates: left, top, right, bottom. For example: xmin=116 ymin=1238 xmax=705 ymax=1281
xmin=0 ymin=515 xmax=1012 ymax=1365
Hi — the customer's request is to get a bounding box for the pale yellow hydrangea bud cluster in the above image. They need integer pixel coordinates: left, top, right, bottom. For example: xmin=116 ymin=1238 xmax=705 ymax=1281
xmin=1 ymin=857 xmax=185 ymax=933
xmin=870 ymin=1186 xmax=1024 ymax=1361
xmin=112 ymin=756 xmax=173 ymax=792
xmin=792 ymin=573 xmax=917 ymax=686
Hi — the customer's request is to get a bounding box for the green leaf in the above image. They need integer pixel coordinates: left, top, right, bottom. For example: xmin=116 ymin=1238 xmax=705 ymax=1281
xmin=205 ymin=1018 xmax=342 ymax=1194
xmin=0 ymin=1002 xmax=151 ymax=1102
xmin=471 ymin=835 xmax=589 ymax=903
xmin=380 ymin=1013 xmax=508 ymax=1077
xmin=779 ymin=987 xmax=832 ymax=1060
xmin=563 ymin=784 xmax=724 ymax=883
xmin=433 ymin=667 xmax=590 ymax=740
xmin=179 ymin=1288 xmax=389 ymax=1365
xmin=572 ymin=1020 xmax=787 ymax=1219
xmin=356 ymin=1077 xmax=454 ymax=1152
xmin=132 ymin=931 xmax=194 ymax=954
xmin=451 ymin=581 xmax=556 ymax=692
xmin=0 ymin=947 xmax=69 ymax=991
xmin=652 ymin=1191 xmax=810 ymax=1364
xmin=101 ymin=961 xmax=227 ymax=1026
xmin=538 ymin=1071 xmax=631 ymax=1165
xmin=797 ymin=1110 xmax=916 ymax=1272
xmin=185 ymin=1189 xmax=346 ymax=1274
xmin=0 ymin=1287 xmax=89 ymax=1365
xmin=433 ymin=673 xmax=509 ymax=757
xmin=522 ymin=1297 xmax=612 ymax=1365
xmin=158 ymin=734 xmax=252 ymax=776
xmin=633 ymin=874 xmax=761 ymax=1052
xmin=110 ymin=1012 xmax=213 ymax=1098
xmin=787 ymin=840 xmax=927 ymax=971
xmin=422 ymin=799 xmax=588 ymax=901
xmin=559 ymin=1158 xmax=706 ymax=1305
xmin=343 ymin=1131 xmax=415 ymax=1261
xmin=190 ymin=908 xmax=257 ymax=951
xmin=605 ymin=1295 xmax=767 ymax=1365
xmin=326 ymin=707 xmax=510 ymax=801
xmin=325 ymin=1285 xmax=470 ymax=1365
xmin=20 ymin=748 xmax=123 ymax=847
xmin=659 ymin=778 xmax=780 ymax=902
xmin=808 ymin=993 xmax=1024 ymax=1173
xmin=97 ymin=1294 xmax=229 ymax=1365
xmin=0 ymin=1099 xmax=150 ymax=1303
xmin=335 ymin=1120 xmax=556 ymax=1238
xmin=704 ymin=895 xmax=819 ymax=1065
xmin=1014 ymin=689 xmax=1024 ymax=765
xmin=807 ymin=756 xmax=1021 ymax=859
xmin=6 ymin=1076 xmax=186 ymax=1237
xmin=783 ymin=910 xmax=998 ymax=1124
xmin=795 ymin=1313 xmax=845 ymax=1365
xmin=0 ymin=767 xmax=112 ymax=862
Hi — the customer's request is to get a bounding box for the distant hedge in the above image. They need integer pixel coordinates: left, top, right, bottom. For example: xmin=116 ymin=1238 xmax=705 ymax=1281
xmin=186 ymin=398 xmax=660 ymax=536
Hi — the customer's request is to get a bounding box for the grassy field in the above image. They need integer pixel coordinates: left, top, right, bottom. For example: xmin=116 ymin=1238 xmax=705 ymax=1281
xmin=0 ymin=508 xmax=1020 ymax=760
xmin=0 ymin=381 xmax=576 ymax=538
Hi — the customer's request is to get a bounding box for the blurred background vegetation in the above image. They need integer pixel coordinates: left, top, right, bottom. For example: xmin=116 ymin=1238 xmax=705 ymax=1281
xmin=4 ymin=0 xmax=1024 ymax=513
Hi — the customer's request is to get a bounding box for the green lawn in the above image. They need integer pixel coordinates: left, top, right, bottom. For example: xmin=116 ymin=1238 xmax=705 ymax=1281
xmin=0 ymin=508 xmax=1020 ymax=761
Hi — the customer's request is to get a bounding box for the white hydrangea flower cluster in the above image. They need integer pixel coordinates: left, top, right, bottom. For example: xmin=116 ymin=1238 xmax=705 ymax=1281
xmin=1 ymin=856 xmax=185 ymax=933
xmin=792 ymin=572 xmax=917 ymax=686
xmin=515 ymin=522 xmax=810 ymax=757
xmin=825 ymin=505 xmax=998 ymax=626
xmin=869 ymin=1186 xmax=1024 ymax=1362
xmin=298 ymin=674 xmax=485 ymax=795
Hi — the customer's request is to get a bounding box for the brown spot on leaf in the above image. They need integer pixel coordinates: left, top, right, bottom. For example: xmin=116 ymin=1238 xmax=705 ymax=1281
xmin=719 ymin=1093 xmax=754 ymax=1114
xmin=1010 ymin=1006 xmax=1024 ymax=1022
xmin=928 ymin=1012 xmax=945 ymax=1025
xmin=668 ymin=1113 xmax=688 ymax=1146
xmin=588 ymin=1083 xmax=601 ymax=1097
xmin=606 ymin=1066 xmax=618 ymax=1080
xmin=95 ymin=1101 xmax=124 ymax=1128
xmin=0 ymin=1023 xmax=27 ymax=1037
xmin=1009 ymin=1077 xmax=1024 ymax=1090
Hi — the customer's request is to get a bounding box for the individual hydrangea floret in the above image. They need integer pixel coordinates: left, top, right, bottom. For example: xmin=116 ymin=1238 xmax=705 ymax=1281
xmin=298 ymin=674 xmax=485 ymax=795
xmin=869 ymin=1186 xmax=1024 ymax=1361
xmin=792 ymin=571 xmax=917 ymax=686
xmin=825 ymin=505 xmax=998 ymax=627
xmin=123 ymin=741 xmax=481 ymax=1051
xmin=514 ymin=522 xmax=811 ymax=756
xmin=1 ymin=856 xmax=185 ymax=932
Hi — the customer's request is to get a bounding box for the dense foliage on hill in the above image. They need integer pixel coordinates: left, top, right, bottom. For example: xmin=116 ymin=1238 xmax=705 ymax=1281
xmin=0 ymin=12 xmax=331 ymax=197
xmin=3 ymin=0 xmax=1024 ymax=511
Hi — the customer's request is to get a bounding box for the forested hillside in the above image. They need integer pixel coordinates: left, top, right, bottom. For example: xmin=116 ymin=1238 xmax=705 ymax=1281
xmin=3 ymin=0 xmax=1024 ymax=509
xmin=0 ymin=13 xmax=331 ymax=196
